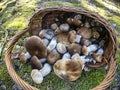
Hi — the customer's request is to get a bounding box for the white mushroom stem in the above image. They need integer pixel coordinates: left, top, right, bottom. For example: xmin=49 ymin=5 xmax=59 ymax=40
xmin=75 ymin=35 xmax=82 ymax=43
xmin=39 ymin=29 xmax=54 ymax=39
xmin=42 ymin=38 xmax=49 ymax=46
xmin=59 ymin=23 xmax=70 ymax=32
xmin=40 ymin=63 xmax=52 ymax=77
xmin=47 ymin=37 xmax=57 ymax=51
xmin=62 ymin=52 xmax=71 ymax=59
xmin=96 ymin=48 xmax=104 ymax=55
xmin=80 ymin=56 xmax=92 ymax=63
xmin=56 ymin=43 xmax=67 ymax=54
xmin=83 ymin=66 xmax=91 ymax=72
xmin=74 ymin=14 xmax=82 ymax=20
xmin=31 ymin=69 xmax=43 ymax=84
xmin=25 ymin=52 xmax=31 ymax=59
xmin=39 ymin=29 xmax=47 ymax=38
xmin=87 ymin=44 xmax=98 ymax=53
xmin=39 ymin=58 xmax=46 ymax=63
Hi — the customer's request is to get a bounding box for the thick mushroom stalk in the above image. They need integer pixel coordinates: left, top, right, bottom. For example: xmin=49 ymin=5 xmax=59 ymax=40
xmin=53 ymin=59 xmax=83 ymax=82
xmin=24 ymin=36 xmax=47 ymax=58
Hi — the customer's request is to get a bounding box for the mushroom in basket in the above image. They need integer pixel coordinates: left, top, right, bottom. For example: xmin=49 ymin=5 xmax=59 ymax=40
xmin=24 ymin=36 xmax=47 ymax=58
xmin=53 ymin=58 xmax=83 ymax=82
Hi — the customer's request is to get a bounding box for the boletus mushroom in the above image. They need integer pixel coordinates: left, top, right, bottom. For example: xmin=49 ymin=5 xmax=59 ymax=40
xmin=24 ymin=36 xmax=47 ymax=58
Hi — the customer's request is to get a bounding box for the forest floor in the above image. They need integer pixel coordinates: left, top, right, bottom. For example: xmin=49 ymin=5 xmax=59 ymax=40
xmin=0 ymin=0 xmax=120 ymax=90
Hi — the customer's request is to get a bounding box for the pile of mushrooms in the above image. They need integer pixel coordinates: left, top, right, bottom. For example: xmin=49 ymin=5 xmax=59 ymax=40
xmin=19 ymin=14 xmax=108 ymax=83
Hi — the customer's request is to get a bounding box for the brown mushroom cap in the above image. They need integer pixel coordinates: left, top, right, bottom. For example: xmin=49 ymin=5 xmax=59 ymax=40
xmin=67 ymin=43 xmax=81 ymax=54
xmin=80 ymin=38 xmax=91 ymax=46
xmin=81 ymin=45 xmax=88 ymax=55
xmin=19 ymin=52 xmax=27 ymax=63
xmin=77 ymin=27 xmax=92 ymax=39
xmin=92 ymin=53 xmax=103 ymax=62
xmin=66 ymin=18 xmax=73 ymax=25
xmin=47 ymin=50 xmax=60 ymax=64
xmin=73 ymin=18 xmax=82 ymax=26
xmin=53 ymin=59 xmax=82 ymax=81
xmin=24 ymin=36 xmax=47 ymax=58
xmin=30 ymin=56 xmax=43 ymax=70
xmin=68 ymin=30 xmax=77 ymax=43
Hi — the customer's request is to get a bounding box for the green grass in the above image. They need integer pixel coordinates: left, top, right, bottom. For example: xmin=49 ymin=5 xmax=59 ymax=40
xmin=0 ymin=0 xmax=120 ymax=90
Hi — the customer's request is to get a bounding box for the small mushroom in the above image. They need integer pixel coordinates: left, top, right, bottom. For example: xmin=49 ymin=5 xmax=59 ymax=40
xmin=66 ymin=18 xmax=73 ymax=25
xmin=59 ymin=23 xmax=70 ymax=32
xmin=74 ymin=14 xmax=82 ymax=20
xmin=92 ymin=30 xmax=100 ymax=39
xmin=73 ymin=19 xmax=82 ymax=26
xmin=75 ymin=34 xmax=82 ymax=43
xmin=42 ymin=38 xmax=49 ymax=46
xmin=51 ymin=23 xmax=58 ymax=30
xmin=53 ymin=59 xmax=82 ymax=81
xmin=92 ymin=53 xmax=103 ymax=62
xmin=62 ymin=52 xmax=71 ymax=59
xmin=68 ymin=30 xmax=77 ymax=43
xmin=55 ymin=28 xmax=62 ymax=35
xmin=19 ymin=52 xmax=31 ymax=63
xmin=92 ymin=48 xmax=104 ymax=63
xmin=40 ymin=63 xmax=52 ymax=77
xmin=67 ymin=43 xmax=81 ymax=54
xmin=39 ymin=29 xmax=47 ymax=38
xmin=31 ymin=69 xmax=43 ymax=84
xmin=77 ymin=27 xmax=92 ymax=39
xmin=47 ymin=49 xmax=60 ymax=64
xmin=82 ymin=45 xmax=88 ymax=55
xmin=39 ymin=29 xmax=54 ymax=39
xmin=80 ymin=38 xmax=91 ymax=46
xmin=56 ymin=32 xmax=70 ymax=45
xmin=30 ymin=56 xmax=43 ymax=70
xmin=82 ymin=44 xmax=98 ymax=55
xmin=56 ymin=43 xmax=67 ymax=54
xmin=47 ymin=37 xmax=57 ymax=52
xmin=24 ymin=36 xmax=47 ymax=58
xmin=46 ymin=29 xmax=55 ymax=39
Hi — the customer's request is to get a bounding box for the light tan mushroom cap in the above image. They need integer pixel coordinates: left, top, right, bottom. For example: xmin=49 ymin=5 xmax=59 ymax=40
xmin=77 ymin=27 xmax=92 ymax=39
xmin=53 ymin=59 xmax=82 ymax=81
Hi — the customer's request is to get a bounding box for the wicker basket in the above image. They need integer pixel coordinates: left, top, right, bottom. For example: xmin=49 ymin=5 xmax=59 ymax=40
xmin=5 ymin=7 xmax=117 ymax=90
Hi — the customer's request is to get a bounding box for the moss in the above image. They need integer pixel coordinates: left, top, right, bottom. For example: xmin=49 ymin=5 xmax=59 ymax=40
xmin=42 ymin=1 xmax=78 ymax=7
xmin=0 ymin=0 xmax=120 ymax=89
xmin=0 ymin=62 xmax=14 ymax=89
xmin=116 ymin=49 xmax=120 ymax=63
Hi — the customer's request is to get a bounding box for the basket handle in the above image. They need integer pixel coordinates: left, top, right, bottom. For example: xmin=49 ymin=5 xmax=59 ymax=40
xmin=5 ymin=28 xmax=39 ymax=90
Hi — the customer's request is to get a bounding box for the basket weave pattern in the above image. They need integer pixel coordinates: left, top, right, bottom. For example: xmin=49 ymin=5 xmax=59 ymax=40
xmin=5 ymin=7 xmax=117 ymax=90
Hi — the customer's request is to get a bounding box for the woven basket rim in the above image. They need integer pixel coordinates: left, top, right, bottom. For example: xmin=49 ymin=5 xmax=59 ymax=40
xmin=5 ymin=6 xmax=117 ymax=90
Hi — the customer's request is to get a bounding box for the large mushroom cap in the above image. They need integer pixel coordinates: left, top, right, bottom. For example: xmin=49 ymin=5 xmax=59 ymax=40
xmin=53 ymin=59 xmax=82 ymax=81
xmin=24 ymin=36 xmax=47 ymax=58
